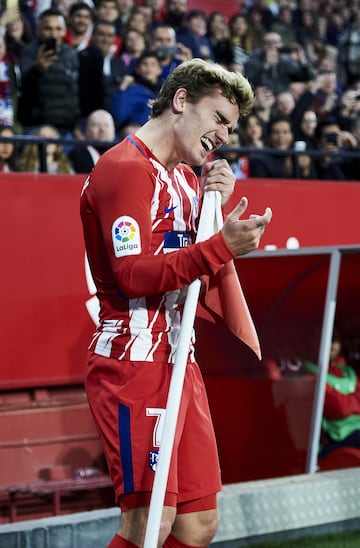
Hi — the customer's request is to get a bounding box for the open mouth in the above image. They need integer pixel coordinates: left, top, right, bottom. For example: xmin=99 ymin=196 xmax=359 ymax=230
xmin=200 ymin=137 xmax=215 ymax=153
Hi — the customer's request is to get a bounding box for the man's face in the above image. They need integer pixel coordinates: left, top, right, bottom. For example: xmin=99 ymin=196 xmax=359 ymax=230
xmin=172 ymin=90 xmax=239 ymax=166
xmin=38 ymin=15 xmax=66 ymax=46
xmin=69 ymin=9 xmax=92 ymax=35
xmin=92 ymin=24 xmax=116 ymax=55
xmin=151 ymin=27 xmax=176 ymax=48
xmin=86 ymin=112 xmax=115 ymax=141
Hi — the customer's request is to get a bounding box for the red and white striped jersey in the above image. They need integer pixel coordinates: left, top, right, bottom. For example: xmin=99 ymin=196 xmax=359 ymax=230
xmin=80 ymin=135 xmax=234 ymax=363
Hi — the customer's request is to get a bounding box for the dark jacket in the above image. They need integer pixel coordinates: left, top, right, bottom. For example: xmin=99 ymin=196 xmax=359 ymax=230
xmin=18 ymin=40 xmax=80 ymax=131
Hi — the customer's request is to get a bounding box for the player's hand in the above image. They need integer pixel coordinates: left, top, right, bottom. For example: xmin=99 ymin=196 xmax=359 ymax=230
xmin=221 ymin=197 xmax=272 ymax=256
xmin=201 ymin=158 xmax=236 ymax=205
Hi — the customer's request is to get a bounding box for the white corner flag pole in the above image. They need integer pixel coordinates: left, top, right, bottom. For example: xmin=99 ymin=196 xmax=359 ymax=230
xmin=143 ymin=190 xmax=222 ymax=548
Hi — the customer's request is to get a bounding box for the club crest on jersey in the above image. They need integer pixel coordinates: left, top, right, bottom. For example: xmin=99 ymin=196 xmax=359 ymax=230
xmin=112 ymin=216 xmax=141 ymax=257
xmin=149 ymin=450 xmax=159 ymax=472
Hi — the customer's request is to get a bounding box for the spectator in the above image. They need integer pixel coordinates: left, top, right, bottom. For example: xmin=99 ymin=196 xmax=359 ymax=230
xmin=69 ymin=109 xmax=115 ymax=173
xmin=89 ymin=20 xmax=126 ymax=112
xmin=293 ymin=109 xmax=318 ymax=149
xmin=125 ymin=7 xmax=149 ymax=36
xmin=120 ymin=28 xmax=148 ymax=75
xmin=239 ymin=112 xmax=266 ymax=149
xmin=303 ymin=327 xmax=360 ymax=461
xmin=184 ymin=9 xmax=214 ymax=61
xmin=111 ymin=51 xmax=162 ymax=131
xmin=271 ymin=90 xmax=296 ymax=119
xmin=148 ymin=23 xmax=192 ymax=82
xmin=252 ymin=84 xmax=276 ymax=126
xmin=336 ymin=86 xmax=360 ymax=131
xmin=0 ymin=124 xmax=18 ymax=171
xmin=244 ymin=32 xmax=313 ymax=95
xmin=64 ymin=2 xmax=93 ymax=51
xmin=0 ymin=33 xmax=20 ymax=131
xmin=3 ymin=10 xmax=33 ymax=64
xmin=338 ymin=9 xmax=360 ymax=86
xmin=94 ymin=0 xmax=122 ymax=54
xmin=164 ymin=0 xmax=201 ymax=58
xmin=228 ymin=13 xmax=262 ymax=68
xmin=217 ymin=128 xmax=249 ymax=179
xmin=17 ymin=8 xmax=80 ymax=136
xmin=244 ymin=0 xmax=275 ymax=32
xmin=249 ymin=115 xmax=317 ymax=179
xmin=270 ymin=6 xmax=298 ymax=47
xmin=19 ymin=124 xmax=74 ymax=173
xmin=142 ymin=0 xmax=166 ymax=26
xmin=314 ymin=117 xmax=358 ymax=180
xmin=310 ymin=68 xmax=342 ymax=122
xmin=206 ymin=11 xmax=234 ymax=67
xmin=112 ymin=0 xmax=135 ymax=36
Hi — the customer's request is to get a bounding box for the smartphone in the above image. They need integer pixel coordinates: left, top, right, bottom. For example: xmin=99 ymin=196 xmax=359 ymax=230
xmin=156 ymin=45 xmax=178 ymax=58
xmin=43 ymin=36 xmax=57 ymax=53
xmin=325 ymin=132 xmax=338 ymax=145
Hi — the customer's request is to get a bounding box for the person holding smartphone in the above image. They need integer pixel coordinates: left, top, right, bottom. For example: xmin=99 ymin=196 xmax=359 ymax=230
xmin=17 ymin=7 xmax=80 ymax=136
xmin=314 ymin=117 xmax=358 ymax=180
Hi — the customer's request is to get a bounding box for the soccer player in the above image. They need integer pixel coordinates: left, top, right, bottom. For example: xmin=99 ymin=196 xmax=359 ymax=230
xmin=80 ymin=58 xmax=272 ymax=548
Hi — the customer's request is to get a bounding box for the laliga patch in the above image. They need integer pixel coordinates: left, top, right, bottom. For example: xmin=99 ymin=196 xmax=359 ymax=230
xmin=163 ymin=231 xmax=192 ymax=254
xmin=112 ymin=216 xmax=141 ymax=257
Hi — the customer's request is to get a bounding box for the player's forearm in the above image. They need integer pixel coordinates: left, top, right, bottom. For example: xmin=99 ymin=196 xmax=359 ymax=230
xmin=113 ymin=231 xmax=234 ymax=298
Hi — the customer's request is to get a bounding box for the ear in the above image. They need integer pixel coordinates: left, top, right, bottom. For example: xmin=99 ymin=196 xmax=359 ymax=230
xmin=172 ymin=88 xmax=187 ymax=114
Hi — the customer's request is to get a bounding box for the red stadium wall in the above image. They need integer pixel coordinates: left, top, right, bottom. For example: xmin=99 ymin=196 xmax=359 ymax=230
xmin=0 ymin=173 xmax=360 ymax=511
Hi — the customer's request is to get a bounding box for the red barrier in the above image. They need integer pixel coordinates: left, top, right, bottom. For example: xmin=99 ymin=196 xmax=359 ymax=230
xmin=1 ymin=173 xmax=360 ymax=389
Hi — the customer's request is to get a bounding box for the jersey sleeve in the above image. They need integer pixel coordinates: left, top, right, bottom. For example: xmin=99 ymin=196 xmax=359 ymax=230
xmin=83 ymin=152 xmax=234 ymax=299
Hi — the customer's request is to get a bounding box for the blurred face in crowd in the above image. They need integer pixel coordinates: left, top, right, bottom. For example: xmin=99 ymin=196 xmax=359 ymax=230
xmin=275 ymin=92 xmax=295 ymax=116
xmin=85 ymin=110 xmax=115 ymax=141
xmin=245 ymin=114 xmax=263 ymax=143
xmin=330 ymin=337 xmax=342 ymax=362
xmin=230 ymin=14 xmax=248 ymax=37
xmin=151 ymin=25 xmax=176 ymax=48
xmin=92 ymin=22 xmax=116 ymax=56
xmin=269 ymin=120 xmax=293 ymax=149
xmin=301 ymin=110 xmax=317 ymax=137
xmin=117 ymin=0 xmax=134 ymax=17
xmin=36 ymin=125 xmax=60 ymax=157
xmin=0 ymin=127 xmax=14 ymax=161
xmin=38 ymin=14 xmax=66 ymax=47
xmin=96 ymin=0 xmax=119 ymax=23
xmin=123 ymin=29 xmax=147 ymax=55
xmin=6 ymin=16 xmax=24 ymax=40
xmin=127 ymin=10 xmax=148 ymax=34
xmin=68 ymin=8 xmax=93 ymax=36
xmin=136 ymin=54 xmax=161 ymax=84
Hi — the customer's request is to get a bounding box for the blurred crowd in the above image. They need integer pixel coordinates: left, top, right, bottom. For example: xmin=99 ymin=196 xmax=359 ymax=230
xmin=0 ymin=0 xmax=360 ymax=179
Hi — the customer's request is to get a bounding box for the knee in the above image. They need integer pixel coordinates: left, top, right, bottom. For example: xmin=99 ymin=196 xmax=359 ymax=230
xmin=200 ymin=511 xmax=219 ymax=543
xmin=171 ymin=509 xmax=219 ymax=545
xmin=158 ymin=509 xmax=176 ymax=545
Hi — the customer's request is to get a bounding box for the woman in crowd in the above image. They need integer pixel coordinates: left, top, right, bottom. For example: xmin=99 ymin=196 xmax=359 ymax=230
xmin=19 ymin=124 xmax=74 ymax=174
xmin=0 ymin=124 xmax=18 ymax=171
